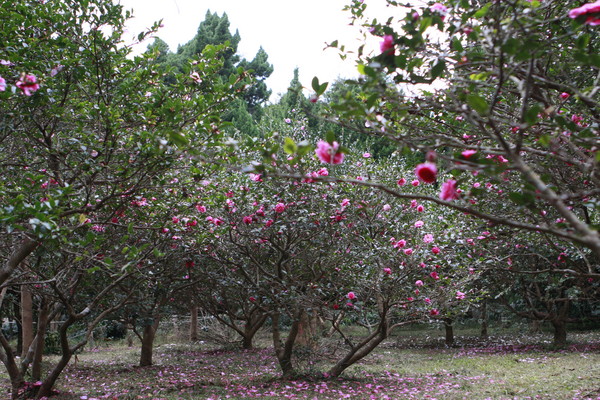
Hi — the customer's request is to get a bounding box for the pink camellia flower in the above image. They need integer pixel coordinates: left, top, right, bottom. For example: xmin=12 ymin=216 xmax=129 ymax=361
xmin=432 ymin=246 xmax=441 ymax=254
xmin=265 ymin=219 xmax=274 ymax=227
xmin=569 ymin=1 xmax=600 ymax=25
xmin=317 ymin=167 xmax=329 ymax=176
xmin=213 ymin=218 xmax=224 ymax=226
xmin=461 ymin=149 xmax=477 ymax=159
xmin=430 ymin=308 xmax=440 ymax=316
xmin=456 ymin=291 xmax=466 ymax=300
xmin=430 ymin=3 xmax=449 ymax=19
xmin=243 ymin=215 xmax=253 ymax=224
xmin=383 ymin=267 xmax=392 ymax=275
xmin=560 ymin=92 xmax=570 ymax=100
xmin=394 ymin=239 xmax=406 ymax=248
xmin=196 ymin=204 xmax=206 ymax=213
xmin=415 ymin=280 xmax=424 ymax=287
xmin=16 ymin=74 xmax=40 ymax=96
xmin=417 ymin=204 xmax=424 ymax=212
xmin=423 ymin=234 xmax=434 ymax=243
xmin=397 ymin=178 xmax=406 ymax=186
xmin=0 ymin=76 xmax=6 ymax=92
xmin=341 ymin=198 xmax=350 ymax=208
xmin=347 ymin=291 xmax=356 ymax=300
xmin=363 ymin=152 xmax=371 ymax=158
xmin=415 ymin=162 xmax=437 ymax=183
xmin=275 ymin=202 xmax=286 ymax=213
xmin=382 ymin=204 xmax=391 ymax=211
xmin=411 ymin=179 xmax=420 ymax=186
xmin=430 ymin=271 xmax=439 ymax=280
xmin=440 ymin=179 xmax=459 ymax=201
xmin=424 ymin=297 xmax=431 ymax=304
xmin=414 ymin=220 xmax=424 ymax=228
xmin=250 ymin=173 xmax=263 ymax=182
xmin=404 ymin=248 xmax=413 ymax=255
xmin=249 ymin=296 xmax=256 ymax=302
xmin=172 ymin=216 xmax=180 ymax=224
xmin=315 ymin=140 xmax=344 ymax=164
xmin=380 ymin=34 xmax=395 ymax=54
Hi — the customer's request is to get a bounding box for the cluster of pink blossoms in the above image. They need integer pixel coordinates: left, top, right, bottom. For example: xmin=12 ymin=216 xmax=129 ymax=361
xmin=315 ymin=140 xmax=344 ymax=164
xmin=0 ymin=72 xmax=40 ymax=96
xmin=569 ymin=1 xmax=600 ymax=25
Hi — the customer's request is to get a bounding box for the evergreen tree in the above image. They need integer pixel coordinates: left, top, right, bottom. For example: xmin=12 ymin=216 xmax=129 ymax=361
xmin=160 ymin=11 xmax=273 ymax=125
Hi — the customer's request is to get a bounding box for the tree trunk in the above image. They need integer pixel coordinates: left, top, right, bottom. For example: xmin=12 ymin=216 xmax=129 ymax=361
xmin=480 ymin=300 xmax=488 ymax=338
xmin=0 ymin=330 xmax=25 ymax=400
xmin=444 ymin=318 xmax=454 ymax=346
xmin=295 ymin=311 xmax=320 ymax=350
xmin=0 ymin=238 xmax=38 ymax=287
xmin=551 ymin=319 xmax=567 ymax=347
xmin=140 ymin=317 xmax=160 ymax=367
xmin=327 ymin=318 xmax=388 ymax=378
xmin=35 ymin=317 xmax=83 ymax=399
xmin=190 ymin=305 xmax=198 ymax=342
xmin=31 ymin=300 xmax=50 ymax=381
xmin=272 ymin=312 xmax=300 ymax=378
xmin=529 ymin=319 xmax=541 ymax=334
xmin=20 ymin=287 xmax=34 ymax=359
xmin=241 ymin=312 xmax=267 ymax=350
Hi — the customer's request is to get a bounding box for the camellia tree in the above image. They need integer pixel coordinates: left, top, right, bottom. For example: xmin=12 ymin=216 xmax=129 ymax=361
xmin=311 ymin=0 xmax=600 ymax=260
xmin=0 ymin=0 xmax=247 ymax=398
xmin=257 ymin=0 xmax=600 ymax=331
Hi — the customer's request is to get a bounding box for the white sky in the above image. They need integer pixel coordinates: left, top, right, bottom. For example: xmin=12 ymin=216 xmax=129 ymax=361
xmin=117 ymin=0 xmax=397 ymax=102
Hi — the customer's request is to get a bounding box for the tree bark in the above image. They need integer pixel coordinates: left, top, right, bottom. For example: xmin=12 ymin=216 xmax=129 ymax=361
xmin=0 ymin=330 xmax=24 ymax=400
xmin=0 ymin=237 xmax=38 ymax=287
xmin=551 ymin=319 xmax=567 ymax=347
xmin=272 ymin=312 xmax=300 ymax=378
xmin=327 ymin=317 xmax=388 ymax=378
xmin=444 ymin=318 xmax=454 ymax=346
xmin=480 ymin=300 xmax=488 ymax=338
xmin=295 ymin=311 xmax=320 ymax=350
xmin=20 ymin=287 xmax=34 ymax=359
xmin=242 ymin=313 xmax=267 ymax=350
xmin=139 ymin=317 xmax=160 ymax=367
xmin=190 ymin=305 xmax=198 ymax=342
xmin=31 ymin=299 xmax=50 ymax=381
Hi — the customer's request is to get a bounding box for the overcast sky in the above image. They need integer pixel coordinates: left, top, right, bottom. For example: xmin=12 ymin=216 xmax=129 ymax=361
xmin=118 ymin=0 xmax=396 ymax=102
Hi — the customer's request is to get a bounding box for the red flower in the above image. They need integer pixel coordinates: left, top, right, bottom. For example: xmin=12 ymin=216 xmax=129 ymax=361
xmin=440 ymin=179 xmax=459 ymax=201
xmin=16 ymin=74 xmax=40 ymax=96
xmin=569 ymin=1 xmax=600 ymax=26
xmin=415 ymin=162 xmax=437 ymax=183
xmin=380 ymin=35 xmax=395 ymax=54
xmin=315 ymin=140 xmax=344 ymax=164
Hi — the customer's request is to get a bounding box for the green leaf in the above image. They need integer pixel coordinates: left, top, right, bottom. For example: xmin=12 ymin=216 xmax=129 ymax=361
xmin=524 ymin=104 xmax=542 ymax=125
xmin=311 ymin=76 xmax=320 ymax=93
xmin=467 ymin=94 xmax=488 ymax=115
xmin=283 ymin=137 xmax=297 ymax=155
xmin=576 ymin=34 xmax=590 ymax=50
xmin=473 ymin=3 xmax=491 ymax=18
xmin=431 ymin=59 xmax=446 ymax=79
xmin=325 ymin=130 xmax=336 ymax=144
xmin=451 ymin=37 xmax=463 ymax=52
xmin=168 ymin=131 xmax=188 ymax=147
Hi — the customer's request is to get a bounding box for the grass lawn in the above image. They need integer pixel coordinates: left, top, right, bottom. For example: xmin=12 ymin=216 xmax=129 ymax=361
xmin=2 ymin=329 xmax=599 ymax=399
